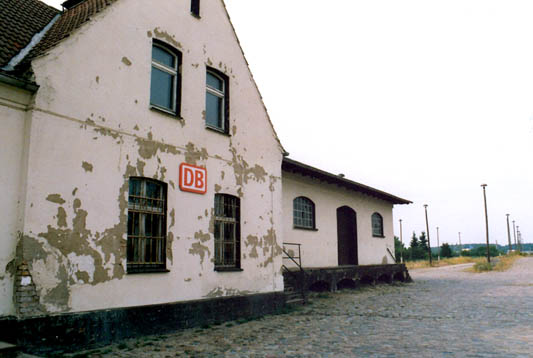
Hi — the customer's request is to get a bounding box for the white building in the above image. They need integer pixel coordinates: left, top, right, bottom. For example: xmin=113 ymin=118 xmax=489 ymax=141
xmin=0 ymin=0 xmax=410 ymax=352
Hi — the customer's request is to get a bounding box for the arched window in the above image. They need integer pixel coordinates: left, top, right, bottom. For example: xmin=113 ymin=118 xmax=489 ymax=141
xmin=293 ymin=197 xmax=315 ymax=229
xmin=214 ymin=194 xmax=241 ymax=269
xmin=150 ymin=41 xmax=182 ymax=115
xmin=371 ymin=213 xmax=384 ymax=237
xmin=206 ymin=68 xmax=229 ymax=133
xmin=127 ymin=177 xmax=167 ymax=272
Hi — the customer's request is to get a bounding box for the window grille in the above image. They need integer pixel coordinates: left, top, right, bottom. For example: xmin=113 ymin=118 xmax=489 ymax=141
xmin=127 ymin=178 xmax=167 ymax=272
xmin=214 ymin=194 xmax=240 ymax=268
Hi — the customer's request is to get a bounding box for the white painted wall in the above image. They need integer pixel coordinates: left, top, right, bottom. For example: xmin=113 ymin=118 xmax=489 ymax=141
xmin=0 ymin=82 xmax=32 ymax=317
xmin=282 ymin=172 xmax=396 ymax=268
xmin=13 ymin=0 xmax=284 ymax=315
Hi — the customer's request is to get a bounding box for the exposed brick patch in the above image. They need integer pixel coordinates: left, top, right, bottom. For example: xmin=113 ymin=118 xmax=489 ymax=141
xmin=14 ymin=261 xmax=43 ymax=317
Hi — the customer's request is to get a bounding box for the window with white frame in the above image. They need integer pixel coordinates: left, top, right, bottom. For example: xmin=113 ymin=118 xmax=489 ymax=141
xmin=214 ymin=194 xmax=240 ymax=269
xmin=372 ymin=212 xmax=384 ymax=237
xmin=293 ymin=196 xmax=315 ymax=229
xmin=205 ymin=69 xmax=229 ymax=132
xmin=150 ymin=42 xmax=181 ymax=115
xmin=127 ymin=178 xmax=167 ymax=273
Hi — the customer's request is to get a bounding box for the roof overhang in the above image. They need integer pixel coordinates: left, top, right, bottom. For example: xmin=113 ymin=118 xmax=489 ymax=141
xmin=0 ymin=71 xmax=39 ymax=92
xmin=282 ymin=158 xmax=412 ymax=205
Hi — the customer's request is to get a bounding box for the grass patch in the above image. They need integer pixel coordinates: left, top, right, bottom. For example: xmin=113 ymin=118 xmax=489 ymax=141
xmin=494 ymin=252 xmax=522 ymax=271
xmin=467 ymin=253 xmax=522 ymax=273
xmin=472 ymin=261 xmax=494 ymax=272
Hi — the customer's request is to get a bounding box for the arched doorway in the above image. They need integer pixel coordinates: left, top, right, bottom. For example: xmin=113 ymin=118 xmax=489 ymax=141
xmin=337 ymin=206 xmax=358 ymax=265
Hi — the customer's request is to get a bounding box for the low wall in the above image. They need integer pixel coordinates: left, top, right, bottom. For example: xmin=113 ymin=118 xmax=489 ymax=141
xmin=5 ymin=292 xmax=286 ymax=354
xmin=284 ymin=264 xmax=411 ymax=293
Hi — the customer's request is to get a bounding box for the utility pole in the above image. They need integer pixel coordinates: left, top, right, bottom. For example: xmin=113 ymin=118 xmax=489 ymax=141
xmin=481 ymin=184 xmax=490 ymax=263
xmin=513 ymin=220 xmax=517 ymax=248
xmin=458 ymin=232 xmax=462 ymax=255
xmin=436 ymin=226 xmax=440 ymax=261
xmin=517 ymin=226 xmax=521 ymax=252
xmin=399 ymin=219 xmax=404 ymax=263
xmin=424 ymin=204 xmax=432 ymax=265
xmin=506 ymin=214 xmax=512 ymax=253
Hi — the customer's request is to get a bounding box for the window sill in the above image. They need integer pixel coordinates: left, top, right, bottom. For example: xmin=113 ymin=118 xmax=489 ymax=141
xmin=214 ymin=267 xmax=243 ymax=272
xmin=127 ymin=267 xmax=170 ymax=274
xmin=191 ymin=13 xmax=201 ymax=19
xmin=293 ymin=226 xmax=318 ymax=232
xmin=373 ymin=235 xmax=385 ymax=239
xmin=205 ymin=125 xmax=230 ymax=136
xmin=149 ymin=105 xmax=182 ymax=120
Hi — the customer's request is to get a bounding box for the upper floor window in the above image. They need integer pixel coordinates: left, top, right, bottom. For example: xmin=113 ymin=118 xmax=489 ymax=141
xmin=127 ymin=178 xmax=167 ymax=273
xmin=191 ymin=0 xmax=200 ymax=17
xmin=214 ymin=194 xmax=241 ymax=270
xmin=293 ymin=196 xmax=315 ymax=230
xmin=206 ymin=68 xmax=229 ymax=133
xmin=371 ymin=213 xmax=384 ymax=237
xmin=150 ymin=42 xmax=181 ymax=115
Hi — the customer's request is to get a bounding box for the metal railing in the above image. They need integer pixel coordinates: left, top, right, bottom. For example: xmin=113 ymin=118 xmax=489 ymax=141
xmin=387 ymin=248 xmax=397 ymax=263
xmin=282 ymin=243 xmax=306 ymax=304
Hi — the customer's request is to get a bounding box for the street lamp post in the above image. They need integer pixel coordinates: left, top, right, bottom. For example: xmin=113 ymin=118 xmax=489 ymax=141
xmin=506 ymin=214 xmax=512 ymax=253
xmin=399 ymin=219 xmax=404 ymax=263
xmin=436 ymin=226 xmax=440 ymax=261
xmin=424 ymin=204 xmax=432 ymax=265
xmin=481 ymin=184 xmax=490 ymax=263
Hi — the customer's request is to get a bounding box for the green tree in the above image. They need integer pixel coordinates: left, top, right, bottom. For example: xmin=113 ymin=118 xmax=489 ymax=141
xmin=408 ymin=232 xmax=419 ymax=260
xmin=419 ymin=232 xmax=429 ymax=252
xmin=440 ymin=243 xmax=453 ymax=258
xmin=394 ymin=236 xmax=406 ymax=263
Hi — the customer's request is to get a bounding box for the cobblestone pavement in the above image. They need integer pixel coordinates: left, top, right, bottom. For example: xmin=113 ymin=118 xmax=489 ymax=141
xmin=67 ymin=258 xmax=533 ymax=358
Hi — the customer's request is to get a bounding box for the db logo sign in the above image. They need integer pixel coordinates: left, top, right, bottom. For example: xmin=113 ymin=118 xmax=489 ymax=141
xmin=179 ymin=163 xmax=207 ymax=194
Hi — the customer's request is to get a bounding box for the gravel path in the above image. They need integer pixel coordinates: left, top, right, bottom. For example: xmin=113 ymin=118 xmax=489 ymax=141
xmin=67 ymin=258 xmax=533 ymax=358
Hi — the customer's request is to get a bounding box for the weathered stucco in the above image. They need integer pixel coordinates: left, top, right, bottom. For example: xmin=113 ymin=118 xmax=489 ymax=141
xmin=2 ymin=0 xmax=284 ymax=316
xmin=0 ymin=81 xmax=33 ymax=317
xmin=282 ymin=172 xmax=396 ymax=267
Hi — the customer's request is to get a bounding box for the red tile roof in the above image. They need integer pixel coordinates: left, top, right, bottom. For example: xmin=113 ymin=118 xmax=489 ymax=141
xmin=0 ymin=0 xmax=59 ymax=68
xmin=29 ymin=0 xmax=117 ymax=61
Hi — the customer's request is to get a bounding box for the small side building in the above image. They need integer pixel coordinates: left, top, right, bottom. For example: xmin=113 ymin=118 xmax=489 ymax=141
xmin=282 ymin=158 xmax=411 ymax=292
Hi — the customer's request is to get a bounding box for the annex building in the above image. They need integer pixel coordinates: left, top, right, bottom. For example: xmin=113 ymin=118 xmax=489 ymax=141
xmin=0 ymin=0 xmax=410 ymax=352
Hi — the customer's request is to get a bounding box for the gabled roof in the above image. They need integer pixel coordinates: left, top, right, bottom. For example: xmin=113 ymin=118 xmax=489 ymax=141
xmin=0 ymin=0 xmax=59 ymax=68
xmin=29 ymin=0 xmax=117 ymax=62
xmin=282 ymin=158 xmax=412 ymax=205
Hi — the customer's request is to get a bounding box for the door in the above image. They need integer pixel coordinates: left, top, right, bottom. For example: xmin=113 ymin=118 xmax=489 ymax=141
xmin=337 ymin=206 xmax=358 ymax=265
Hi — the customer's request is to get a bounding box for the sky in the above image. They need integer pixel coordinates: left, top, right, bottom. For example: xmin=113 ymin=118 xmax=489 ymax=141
xmin=43 ymin=0 xmax=532 ymax=247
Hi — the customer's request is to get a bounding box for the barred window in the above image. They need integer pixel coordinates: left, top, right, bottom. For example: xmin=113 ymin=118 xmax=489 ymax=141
xmin=372 ymin=213 xmax=384 ymax=237
xmin=293 ymin=196 xmax=315 ymax=229
xmin=214 ymin=194 xmax=240 ymax=270
xmin=127 ymin=178 xmax=167 ymax=273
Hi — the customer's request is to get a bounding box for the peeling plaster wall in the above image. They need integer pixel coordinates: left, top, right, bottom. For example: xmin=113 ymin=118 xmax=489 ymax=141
xmin=15 ymin=0 xmax=284 ymax=315
xmin=282 ymin=172 xmax=395 ymax=267
xmin=0 ymin=82 xmax=32 ymax=316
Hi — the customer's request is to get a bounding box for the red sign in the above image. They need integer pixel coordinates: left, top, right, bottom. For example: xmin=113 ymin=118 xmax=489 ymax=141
xmin=179 ymin=163 xmax=207 ymax=194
